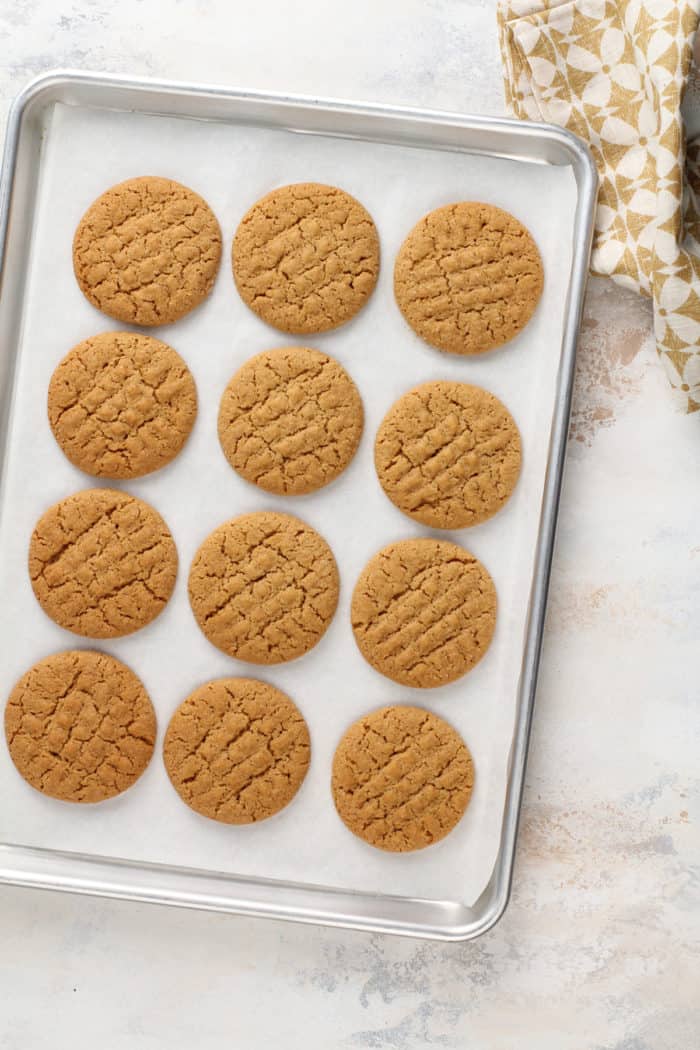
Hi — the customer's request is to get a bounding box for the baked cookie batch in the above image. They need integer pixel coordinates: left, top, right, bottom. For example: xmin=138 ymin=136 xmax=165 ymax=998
xmin=4 ymin=176 xmax=543 ymax=854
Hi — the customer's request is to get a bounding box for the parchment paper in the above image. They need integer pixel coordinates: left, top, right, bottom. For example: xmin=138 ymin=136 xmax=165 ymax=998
xmin=0 ymin=101 xmax=575 ymax=904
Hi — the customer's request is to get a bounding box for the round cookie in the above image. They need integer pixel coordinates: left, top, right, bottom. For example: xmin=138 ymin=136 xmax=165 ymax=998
xmin=351 ymin=538 xmax=496 ymax=688
xmin=189 ymin=511 xmax=339 ymax=664
xmin=163 ymin=677 xmax=310 ymax=824
xmin=218 ymin=346 xmax=363 ymax=495
xmin=374 ymin=381 xmax=521 ymax=529
xmin=29 ymin=488 xmax=177 ymax=639
xmin=4 ymin=650 xmax=156 ymax=803
xmin=394 ymin=201 xmax=543 ymax=354
xmin=232 ymin=182 xmax=380 ymax=334
xmin=48 ymin=331 xmax=197 ymax=480
xmin=332 ymin=705 xmax=474 ymax=852
xmin=73 ymin=176 xmax=222 ymax=326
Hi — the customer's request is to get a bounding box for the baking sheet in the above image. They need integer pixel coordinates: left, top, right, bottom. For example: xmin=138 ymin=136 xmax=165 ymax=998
xmin=0 ymin=101 xmax=575 ymax=905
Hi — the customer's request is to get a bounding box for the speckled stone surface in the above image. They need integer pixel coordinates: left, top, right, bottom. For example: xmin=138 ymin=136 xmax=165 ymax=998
xmin=0 ymin=3 xmax=698 ymax=1048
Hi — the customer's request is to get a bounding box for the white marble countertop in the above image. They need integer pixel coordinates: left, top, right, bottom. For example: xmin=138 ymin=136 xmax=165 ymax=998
xmin=0 ymin=2 xmax=698 ymax=1048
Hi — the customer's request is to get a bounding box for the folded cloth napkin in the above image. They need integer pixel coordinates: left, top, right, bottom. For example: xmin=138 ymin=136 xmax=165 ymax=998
xmin=497 ymin=0 xmax=700 ymax=412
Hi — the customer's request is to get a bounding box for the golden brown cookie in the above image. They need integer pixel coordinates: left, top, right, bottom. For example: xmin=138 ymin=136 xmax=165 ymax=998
xmin=394 ymin=201 xmax=543 ymax=354
xmin=4 ymin=650 xmax=156 ymax=803
xmin=163 ymin=677 xmax=310 ymax=824
xmin=332 ymin=705 xmax=474 ymax=851
xmin=48 ymin=331 xmax=197 ymax=480
xmin=73 ymin=176 xmax=222 ymax=326
xmin=189 ymin=511 xmax=339 ymax=664
xmin=29 ymin=488 xmax=178 ymax=639
xmin=218 ymin=346 xmax=363 ymax=495
xmin=351 ymin=538 xmax=496 ymax=688
xmin=374 ymin=381 xmax=521 ymax=529
xmin=232 ymin=182 xmax=379 ymax=334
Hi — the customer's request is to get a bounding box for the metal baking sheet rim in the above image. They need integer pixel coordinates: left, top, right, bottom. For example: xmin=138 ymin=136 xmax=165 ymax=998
xmin=0 ymin=69 xmax=597 ymax=941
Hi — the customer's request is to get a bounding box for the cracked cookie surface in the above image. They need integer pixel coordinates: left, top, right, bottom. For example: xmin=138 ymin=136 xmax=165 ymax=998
xmin=232 ymin=182 xmax=379 ymax=334
xmin=351 ymin=538 xmax=496 ymax=688
xmin=73 ymin=176 xmax=222 ymax=326
xmin=375 ymin=381 xmax=521 ymax=529
xmin=332 ymin=705 xmax=474 ymax=851
xmin=218 ymin=346 xmax=363 ymax=495
xmin=394 ymin=201 xmax=543 ymax=354
xmin=29 ymin=488 xmax=178 ymax=639
xmin=48 ymin=331 xmax=197 ymax=480
xmin=163 ymin=677 xmax=310 ymax=824
xmin=4 ymin=649 xmax=156 ymax=802
xmin=188 ymin=511 xmax=339 ymax=664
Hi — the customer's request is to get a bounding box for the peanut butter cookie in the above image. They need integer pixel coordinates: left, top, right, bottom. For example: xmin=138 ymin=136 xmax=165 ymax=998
xmin=163 ymin=677 xmax=310 ymax=824
xmin=29 ymin=488 xmax=178 ymax=638
xmin=188 ymin=511 xmax=339 ymax=664
xmin=232 ymin=182 xmax=379 ymax=334
xmin=332 ymin=705 xmax=474 ymax=851
xmin=394 ymin=201 xmax=543 ymax=354
xmin=218 ymin=346 xmax=363 ymax=495
xmin=73 ymin=176 xmax=221 ymax=326
xmin=48 ymin=331 xmax=197 ymax=479
xmin=374 ymin=381 xmax=521 ymax=529
xmin=351 ymin=538 xmax=496 ymax=688
xmin=4 ymin=649 xmax=156 ymax=803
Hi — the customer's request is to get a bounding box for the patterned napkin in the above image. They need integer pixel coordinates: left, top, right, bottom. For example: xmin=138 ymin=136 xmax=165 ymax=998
xmin=497 ymin=0 xmax=700 ymax=412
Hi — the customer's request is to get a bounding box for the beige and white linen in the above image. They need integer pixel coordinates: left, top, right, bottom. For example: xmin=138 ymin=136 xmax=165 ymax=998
xmin=498 ymin=0 xmax=700 ymax=411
